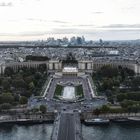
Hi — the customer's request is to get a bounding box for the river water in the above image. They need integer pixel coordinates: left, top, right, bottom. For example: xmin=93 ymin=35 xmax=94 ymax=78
xmin=82 ymin=123 xmax=140 ymax=140
xmin=0 ymin=123 xmax=140 ymax=140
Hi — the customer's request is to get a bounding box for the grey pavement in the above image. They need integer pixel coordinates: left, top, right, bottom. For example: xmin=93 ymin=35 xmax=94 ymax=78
xmin=52 ymin=112 xmax=82 ymax=140
xmin=57 ymin=113 xmax=75 ymax=140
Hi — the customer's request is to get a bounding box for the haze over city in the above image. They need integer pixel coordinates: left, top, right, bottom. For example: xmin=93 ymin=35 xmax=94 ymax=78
xmin=0 ymin=0 xmax=140 ymax=41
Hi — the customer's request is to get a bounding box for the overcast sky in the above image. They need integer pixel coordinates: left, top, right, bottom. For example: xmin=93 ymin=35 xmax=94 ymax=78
xmin=0 ymin=0 xmax=140 ymax=41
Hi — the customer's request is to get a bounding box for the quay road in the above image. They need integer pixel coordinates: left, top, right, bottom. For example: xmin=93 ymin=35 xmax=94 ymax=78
xmin=0 ymin=113 xmax=55 ymax=124
xmin=82 ymin=112 xmax=140 ymax=120
xmin=51 ymin=112 xmax=82 ymax=140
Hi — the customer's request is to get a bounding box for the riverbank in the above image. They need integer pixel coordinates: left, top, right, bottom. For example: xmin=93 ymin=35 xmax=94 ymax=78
xmin=0 ymin=118 xmax=54 ymax=125
xmin=0 ymin=112 xmax=140 ymax=125
xmin=0 ymin=112 xmax=55 ymax=125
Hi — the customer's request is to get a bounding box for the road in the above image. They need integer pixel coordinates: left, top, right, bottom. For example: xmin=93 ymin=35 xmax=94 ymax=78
xmin=57 ymin=113 xmax=75 ymax=140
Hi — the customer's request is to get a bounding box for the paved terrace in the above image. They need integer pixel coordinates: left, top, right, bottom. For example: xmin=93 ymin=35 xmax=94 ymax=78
xmin=46 ymin=77 xmax=93 ymax=100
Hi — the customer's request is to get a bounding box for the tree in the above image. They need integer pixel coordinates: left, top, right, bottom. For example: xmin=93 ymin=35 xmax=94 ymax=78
xmin=29 ymin=67 xmax=36 ymax=74
xmin=34 ymin=72 xmax=42 ymax=80
xmin=29 ymin=82 xmax=35 ymax=90
xmin=0 ymin=103 xmax=11 ymax=110
xmin=127 ymin=105 xmax=139 ymax=113
xmin=2 ymin=79 xmax=10 ymax=90
xmin=12 ymin=79 xmax=26 ymax=89
xmin=13 ymin=94 xmax=20 ymax=102
xmin=0 ymin=93 xmax=14 ymax=104
xmin=40 ymin=105 xmax=47 ymax=113
xmin=32 ymin=107 xmax=39 ymax=113
xmin=97 ymin=65 xmax=119 ymax=78
xmin=117 ymin=93 xmax=127 ymax=102
xmin=38 ymin=64 xmax=47 ymax=73
xmin=26 ymin=55 xmax=49 ymax=61
xmin=19 ymin=96 xmax=28 ymax=104
xmin=102 ymin=78 xmax=113 ymax=90
xmin=4 ymin=67 xmax=14 ymax=76
xmin=125 ymin=67 xmax=135 ymax=77
xmin=100 ymin=105 xmax=110 ymax=113
xmin=113 ymin=79 xmax=120 ymax=87
xmin=0 ymin=78 xmax=2 ymax=85
xmin=21 ymin=90 xmax=32 ymax=98
xmin=120 ymin=100 xmax=134 ymax=108
xmin=24 ymin=76 xmax=33 ymax=84
xmin=117 ymin=92 xmax=140 ymax=102
xmin=131 ymin=77 xmax=140 ymax=90
xmin=94 ymin=108 xmax=101 ymax=116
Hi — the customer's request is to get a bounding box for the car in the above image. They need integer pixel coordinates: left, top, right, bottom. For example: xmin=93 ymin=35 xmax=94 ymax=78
xmin=62 ymin=107 xmax=66 ymax=111
xmin=73 ymin=109 xmax=80 ymax=112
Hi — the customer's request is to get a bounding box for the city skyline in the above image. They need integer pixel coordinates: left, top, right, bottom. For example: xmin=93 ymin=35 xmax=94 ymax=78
xmin=0 ymin=0 xmax=140 ymax=41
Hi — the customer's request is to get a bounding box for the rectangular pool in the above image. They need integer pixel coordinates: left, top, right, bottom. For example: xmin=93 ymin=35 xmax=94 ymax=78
xmin=62 ymin=86 xmax=75 ymax=100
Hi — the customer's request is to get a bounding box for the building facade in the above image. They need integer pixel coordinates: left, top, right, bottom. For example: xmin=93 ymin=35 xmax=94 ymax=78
xmin=1 ymin=59 xmax=140 ymax=75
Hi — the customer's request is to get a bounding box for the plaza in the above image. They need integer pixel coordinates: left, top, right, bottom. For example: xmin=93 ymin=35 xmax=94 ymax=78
xmin=45 ymin=75 xmax=94 ymax=102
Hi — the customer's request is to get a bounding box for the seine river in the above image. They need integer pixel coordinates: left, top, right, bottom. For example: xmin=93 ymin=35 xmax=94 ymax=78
xmin=0 ymin=123 xmax=140 ymax=140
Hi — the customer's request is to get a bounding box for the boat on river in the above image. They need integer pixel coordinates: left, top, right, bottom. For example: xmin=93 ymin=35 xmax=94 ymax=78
xmin=128 ymin=117 xmax=140 ymax=122
xmin=111 ymin=118 xmax=130 ymax=123
xmin=84 ymin=118 xmax=110 ymax=125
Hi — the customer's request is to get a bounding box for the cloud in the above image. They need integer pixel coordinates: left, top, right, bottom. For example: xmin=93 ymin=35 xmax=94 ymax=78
xmin=0 ymin=32 xmax=47 ymax=37
xmin=0 ymin=2 xmax=13 ymax=7
xmin=26 ymin=19 xmax=70 ymax=24
xmin=92 ymin=11 xmax=104 ymax=14
xmin=0 ymin=29 xmax=89 ymax=36
xmin=50 ymin=28 xmax=105 ymax=35
xmin=52 ymin=20 xmax=70 ymax=24
xmin=26 ymin=18 xmax=48 ymax=22
xmin=1 ymin=28 xmax=140 ymax=37
xmin=73 ymin=24 xmax=96 ymax=27
xmin=102 ymin=24 xmax=140 ymax=28
xmin=122 ymin=6 xmax=134 ymax=11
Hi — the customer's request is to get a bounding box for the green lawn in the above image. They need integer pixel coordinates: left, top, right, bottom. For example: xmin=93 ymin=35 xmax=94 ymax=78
xmin=54 ymin=84 xmax=63 ymax=98
xmin=54 ymin=84 xmax=84 ymax=100
xmin=76 ymin=85 xmax=84 ymax=98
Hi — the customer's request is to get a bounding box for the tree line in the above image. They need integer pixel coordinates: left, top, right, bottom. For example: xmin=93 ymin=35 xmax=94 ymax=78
xmin=0 ymin=64 xmax=48 ymax=110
